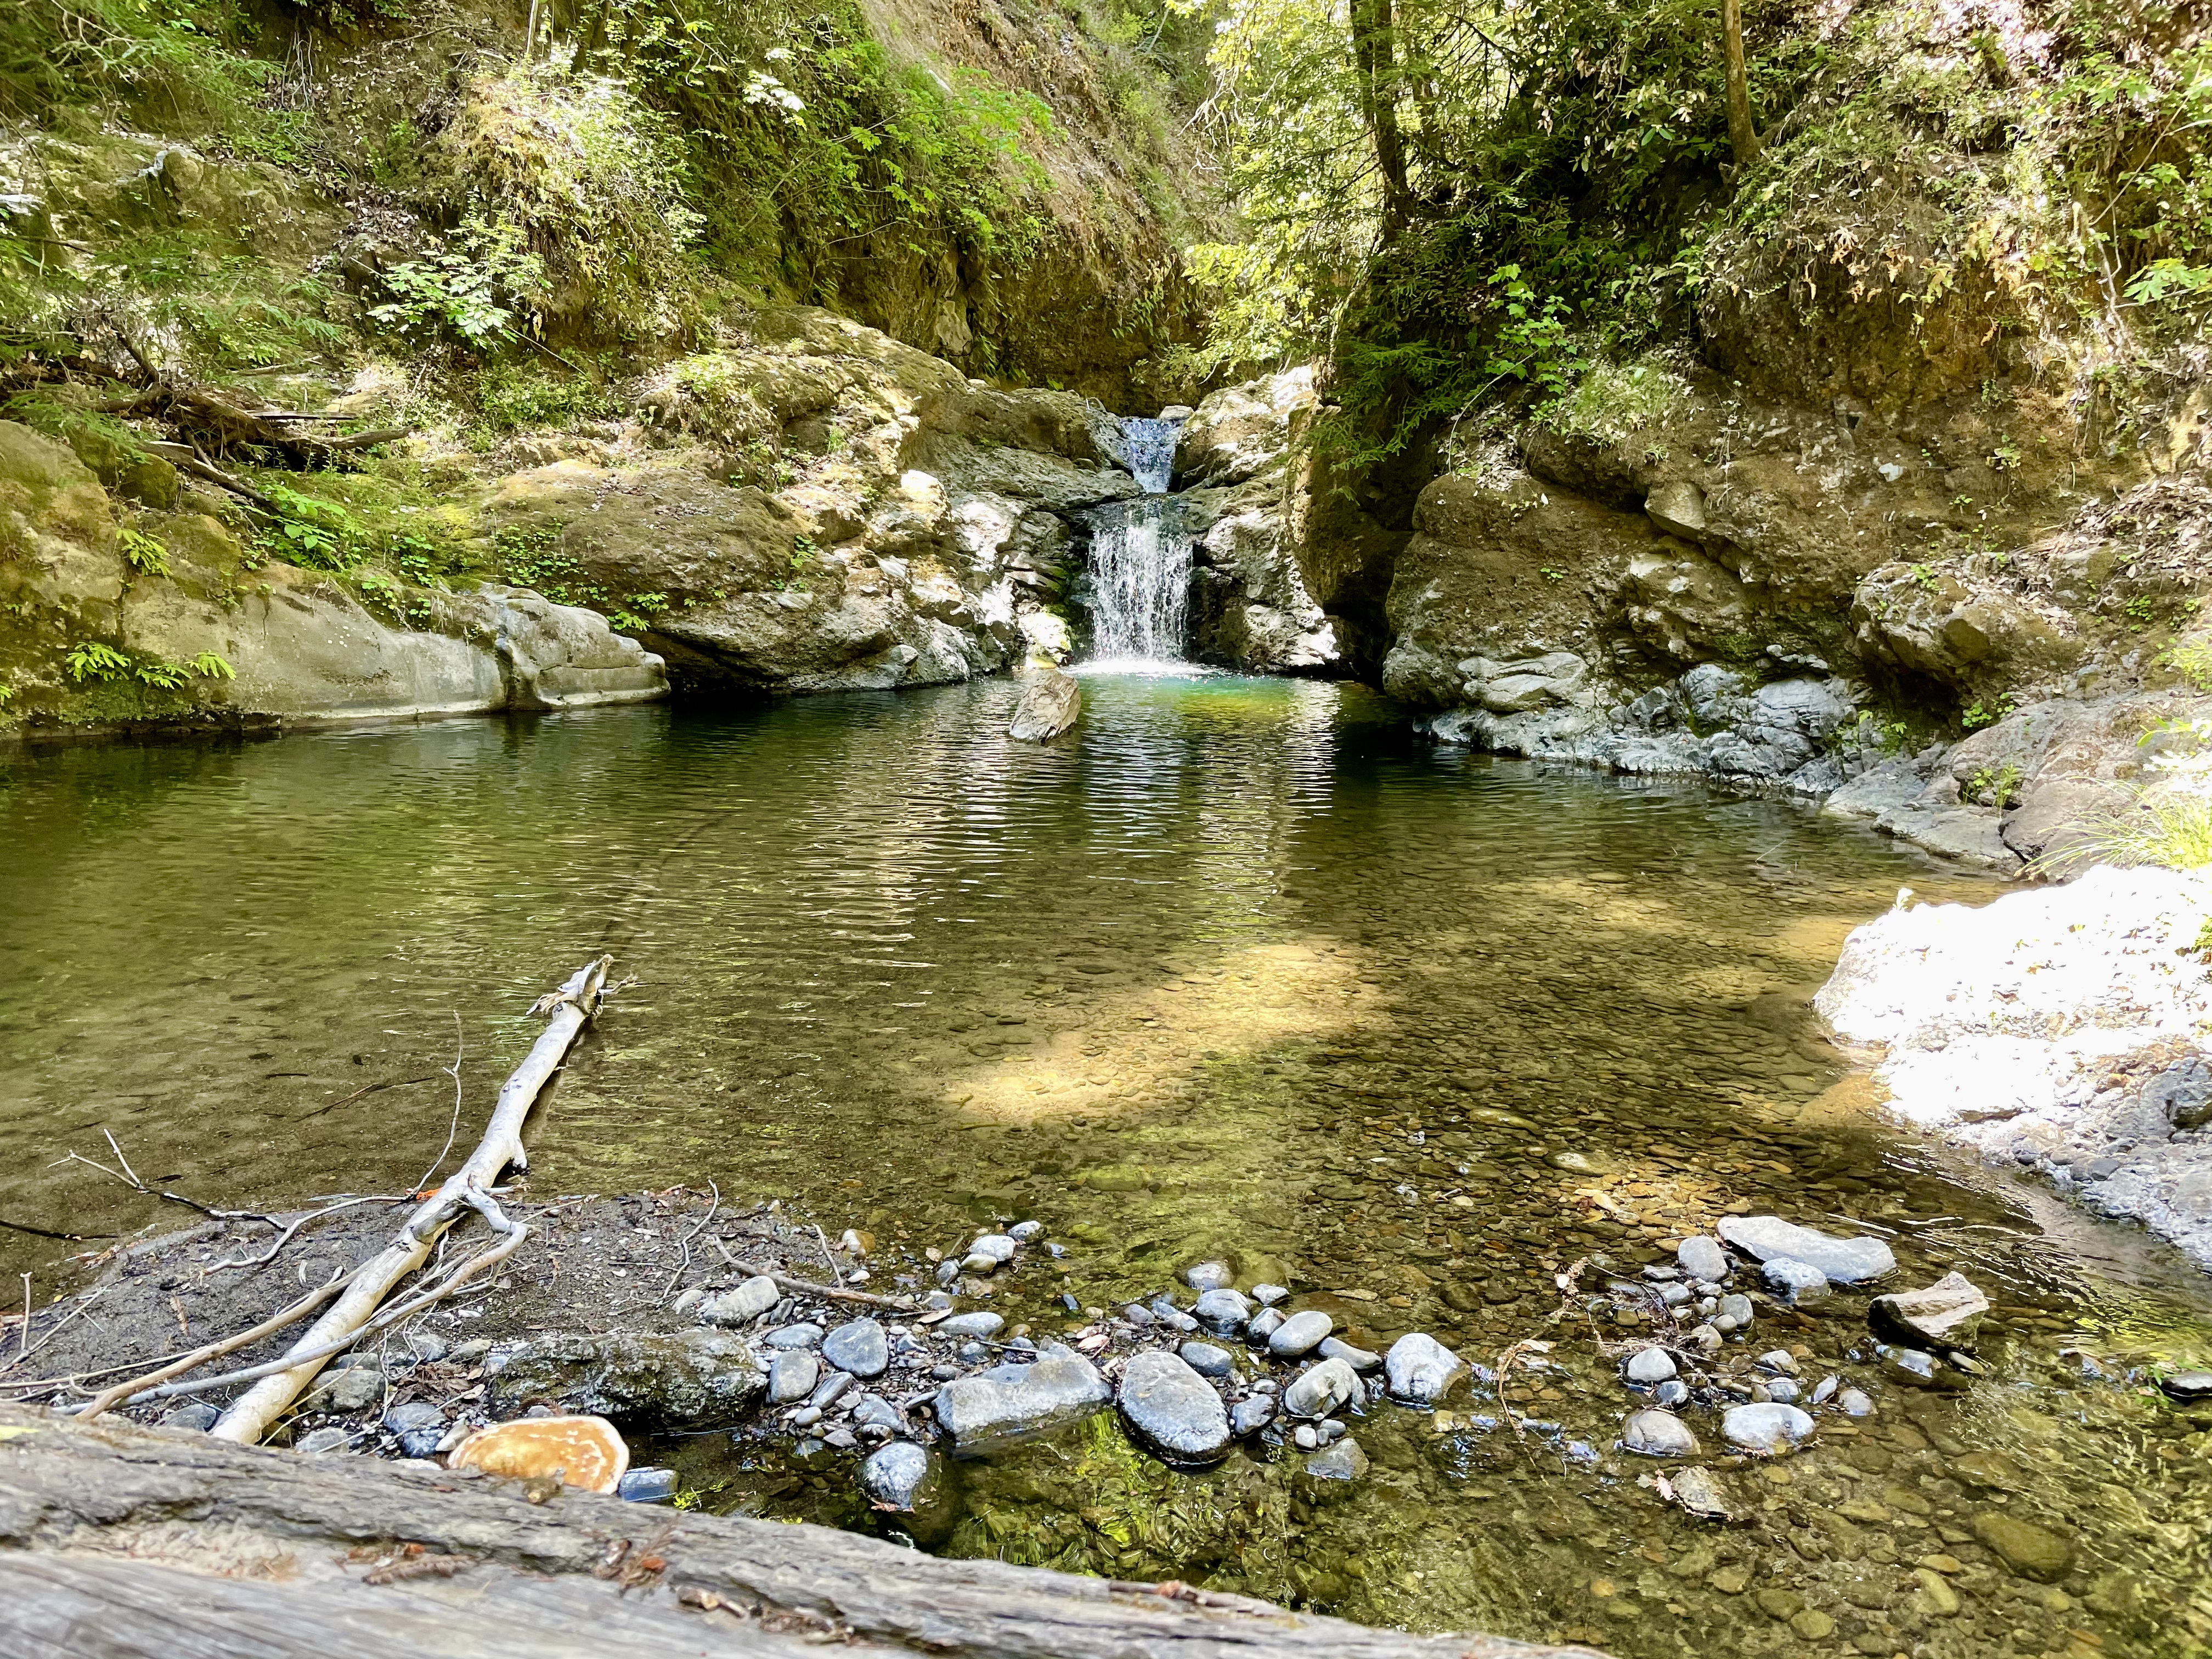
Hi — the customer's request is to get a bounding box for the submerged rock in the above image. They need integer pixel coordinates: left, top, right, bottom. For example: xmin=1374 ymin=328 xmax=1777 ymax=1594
xmin=1722 ymin=1402 xmax=1816 ymax=1454
xmin=1761 ymin=1257 xmax=1832 ymax=1305
xmin=1384 ymin=1333 xmax=1468 ymax=1404
xmin=1668 ymin=1465 xmax=1737 ymax=1521
xmin=1971 ymin=1512 xmax=2074 ymax=1582
xmin=1009 ymin=665 xmax=1082 ymax=740
xmin=1302 ymin=1438 xmax=1369 ymax=1481
xmin=1869 ymin=1271 xmax=1989 ymax=1350
xmin=1622 ymin=1409 xmax=1700 ymax=1457
xmin=859 ymin=1440 xmax=938 ymax=1511
xmin=1719 ymin=1215 xmax=1895 ymax=1283
xmin=1116 ymin=1350 xmax=1231 ymax=1462
xmin=933 ymin=1342 xmax=1110 ymax=1454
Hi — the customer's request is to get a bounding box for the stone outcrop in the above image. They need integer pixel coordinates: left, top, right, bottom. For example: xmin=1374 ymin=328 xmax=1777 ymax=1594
xmin=1819 ymin=867 xmax=2212 ymax=1268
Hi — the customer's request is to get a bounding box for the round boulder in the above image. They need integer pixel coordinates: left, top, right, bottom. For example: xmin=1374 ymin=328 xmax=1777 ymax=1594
xmin=1115 ymin=1350 xmax=1231 ymax=1463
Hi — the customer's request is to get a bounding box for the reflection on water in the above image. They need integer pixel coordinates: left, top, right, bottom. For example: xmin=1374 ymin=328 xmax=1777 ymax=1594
xmin=3 ymin=675 xmax=2210 ymax=1657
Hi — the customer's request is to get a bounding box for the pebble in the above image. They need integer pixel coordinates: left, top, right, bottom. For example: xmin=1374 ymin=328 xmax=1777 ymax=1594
xmin=1722 ymin=1402 xmax=1817 ymax=1454
xmin=1624 ymin=1346 xmax=1677 ymax=1384
xmin=1183 ymin=1261 xmax=1233 ymax=1292
xmin=1318 ymin=1336 xmax=1380 ymax=1372
xmin=822 ymin=1318 xmax=889 ymax=1378
xmin=1284 ymin=1356 xmax=1359 ymax=1419
xmin=849 ymin=1393 xmax=902 ymax=1431
xmin=700 ymin=1277 xmax=781 ymax=1325
xmin=1621 ymin=1409 xmax=1700 ymax=1457
xmin=1385 ymin=1333 xmax=1467 ymax=1404
xmin=618 ymin=1466 xmax=678 ymax=1503
xmin=769 ymin=1351 xmax=821 ymax=1404
xmin=935 ymin=1312 xmax=1005 ymax=1341
xmin=1231 ymin=1394 xmax=1277 ymax=1436
xmin=1251 ymin=1284 xmax=1289 ymax=1306
xmin=1147 ymin=1297 xmax=1200 ymax=1333
xmin=790 ymin=1406 xmax=823 ymax=1428
xmin=163 ymin=1402 xmax=221 ymax=1433
xmin=809 ymin=1370 xmax=853 ymax=1409
xmin=859 ymin=1440 xmax=936 ymax=1511
xmin=1008 ymin=1220 xmax=1045 ymax=1241
xmin=297 ymin=1426 xmax=357 ymax=1454
xmin=1764 ymin=1379 xmax=1800 ymax=1403
xmin=969 ymin=1234 xmax=1018 ymax=1265
xmin=1179 ymin=1341 xmax=1235 ymax=1378
xmin=1248 ymin=1307 xmax=1285 ymax=1342
xmin=822 ymin=1427 xmax=857 ymax=1451
xmin=1302 ymin=1438 xmax=1368 ymax=1480
xmin=1718 ymin=1215 xmax=1896 ymax=1283
xmin=1193 ymin=1288 xmax=1251 ymax=1333
xmin=1267 ymin=1310 xmax=1334 ymax=1358
xmin=1756 ymin=1350 xmax=1799 ymax=1375
xmin=1116 ymin=1350 xmax=1231 ymax=1462
xmin=1762 ymin=1257 xmax=1831 ymax=1305
xmin=1678 ymin=1236 xmax=1730 ymax=1281
xmin=1717 ymin=1293 xmax=1753 ymax=1327
xmin=1686 ymin=1324 xmax=1722 ymax=1356
xmin=1292 ymin=1423 xmax=1318 ymax=1449
xmin=1810 ymin=1374 xmax=1839 ymax=1405
xmin=1654 ymin=1379 xmax=1689 ymax=1407
xmin=1122 ymin=1303 xmax=1155 ymax=1327
xmin=764 ymin=1323 xmax=825 ymax=1350
xmin=1971 ymin=1511 xmax=2074 ymax=1582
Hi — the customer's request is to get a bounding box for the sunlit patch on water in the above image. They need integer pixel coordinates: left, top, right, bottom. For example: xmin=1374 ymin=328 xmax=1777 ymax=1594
xmin=3 ymin=674 xmax=2210 ymax=1656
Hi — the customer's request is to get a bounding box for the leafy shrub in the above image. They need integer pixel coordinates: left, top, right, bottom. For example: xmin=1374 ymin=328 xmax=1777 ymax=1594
xmin=369 ymin=220 xmax=548 ymax=349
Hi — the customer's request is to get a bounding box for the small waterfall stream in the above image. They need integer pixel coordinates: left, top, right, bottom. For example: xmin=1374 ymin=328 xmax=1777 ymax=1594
xmin=1084 ymin=415 xmax=1190 ymax=665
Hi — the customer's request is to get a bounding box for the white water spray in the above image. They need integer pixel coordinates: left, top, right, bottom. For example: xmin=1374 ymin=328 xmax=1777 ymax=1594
xmin=1084 ymin=415 xmax=1192 ymax=668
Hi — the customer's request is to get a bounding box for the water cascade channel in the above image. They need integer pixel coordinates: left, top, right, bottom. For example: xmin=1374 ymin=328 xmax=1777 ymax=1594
xmin=1082 ymin=415 xmax=1192 ymax=665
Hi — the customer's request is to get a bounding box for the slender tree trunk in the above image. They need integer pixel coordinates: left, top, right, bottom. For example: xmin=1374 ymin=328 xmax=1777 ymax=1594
xmin=1722 ymin=0 xmax=1762 ymax=171
xmin=1349 ymin=0 xmax=1413 ymax=238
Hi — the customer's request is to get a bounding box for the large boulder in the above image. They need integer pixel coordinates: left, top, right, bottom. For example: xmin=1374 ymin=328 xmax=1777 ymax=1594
xmin=484 ymin=1330 xmax=766 ymax=1428
xmin=933 ymin=1343 xmax=1111 ymax=1455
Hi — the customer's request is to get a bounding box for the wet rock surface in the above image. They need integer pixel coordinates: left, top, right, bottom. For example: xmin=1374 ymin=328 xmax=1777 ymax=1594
xmin=1717 ymin=1216 xmax=1896 ymax=1284
xmin=1115 ymin=1350 xmax=1232 ymax=1462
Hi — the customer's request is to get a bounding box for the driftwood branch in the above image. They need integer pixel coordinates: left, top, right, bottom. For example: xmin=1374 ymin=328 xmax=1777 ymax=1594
xmin=709 ymin=1243 xmax=917 ymax=1311
xmin=0 ymin=1404 xmax=1602 ymax=1659
xmin=209 ymin=957 xmax=612 ymax=1445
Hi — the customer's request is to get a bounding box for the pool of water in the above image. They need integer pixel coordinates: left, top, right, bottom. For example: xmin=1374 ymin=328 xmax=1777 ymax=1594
xmin=3 ymin=674 xmax=2209 ymax=1657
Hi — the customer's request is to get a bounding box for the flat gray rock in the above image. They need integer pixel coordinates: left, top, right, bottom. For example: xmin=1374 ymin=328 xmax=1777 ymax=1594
xmin=1230 ymin=1394 xmax=1276 ymax=1436
xmin=1622 ymin=1409 xmax=1699 ymax=1457
xmin=1624 ymin=1346 xmax=1677 ymax=1384
xmin=1722 ymin=1401 xmax=1817 ymax=1454
xmin=934 ymin=1342 xmax=1110 ymax=1454
xmin=1302 ymin=1438 xmax=1368 ymax=1481
xmin=1250 ymin=1283 xmax=1289 ymax=1306
xmin=1318 ymin=1337 xmax=1380 ymax=1372
xmin=698 ymin=1276 xmax=781 ymax=1325
xmin=934 ymin=1312 xmax=1005 ymax=1341
xmin=1266 ymin=1309 xmax=1334 ymax=1358
xmin=1718 ymin=1215 xmax=1895 ymax=1283
xmin=1193 ymin=1288 xmax=1251 ymax=1332
xmin=1384 ymin=1333 xmax=1467 ymax=1404
xmin=1283 ymin=1356 xmax=1358 ymax=1419
xmin=822 ymin=1318 xmax=890 ymax=1378
xmin=1869 ymin=1271 xmax=1989 ymax=1350
xmin=768 ymin=1351 xmax=820 ymax=1404
xmin=1116 ymin=1350 xmax=1231 ymax=1463
xmin=1178 ymin=1341 xmax=1234 ymax=1378
xmin=763 ymin=1323 xmax=824 ymax=1350
xmin=1677 ymin=1236 xmax=1730 ymax=1282
xmin=1761 ymin=1257 xmax=1831 ymax=1304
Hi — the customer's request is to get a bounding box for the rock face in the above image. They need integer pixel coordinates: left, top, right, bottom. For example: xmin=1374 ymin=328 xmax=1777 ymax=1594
xmin=1869 ymin=1273 xmax=1990 ymax=1350
xmin=1114 ymin=1350 xmax=1231 ymax=1463
xmin=933 ymin=1344 xmax=1111 ymax=1455
xmin=484 ymin=1330 xmax=766 ymax=1428
xmin=1008 ymin=665 xmax=1081 ymax=739
xmin=1820 ymin=867 xmax=2212 ymax=1270
xmin=1717 ymin=1215 xmax=1896 ymax=1284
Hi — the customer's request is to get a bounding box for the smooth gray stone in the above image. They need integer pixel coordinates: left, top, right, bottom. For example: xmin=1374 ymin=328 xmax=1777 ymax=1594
xmin=699 ymin=1276 xmax=781 ymax=1325
xmin=1718 ymin=1215 xmax=1896 ymax=1283
xmin=849 ymin=1393 xmax=902 ymax=1432
xmin=1764 ymin=1379 xmax=1800 ymax=1403
xmin=1302 ymin=1438 xmax=1368 ymax=1480
xmin=764 ymin=1323 xmax=825 ymax=1350
xmin=1677 ymin=1236 xmax=1730 ymax=1282
xmin=1292 ymin=1424 xmax=1318 ymax=1451
xmin=296 ymin=1427 xmax=357 ymax=1455
xmin=1624 ymin=1346 xmax=1677 ymax=1384
xmin=1722 ymin=1401 xmax=1817 ymax=1453
xmin=162 ymin=1403 xmax=220 ymax=1432
xmin=859 ymin=1440 xmax=936 ymax=1510
xmin=1810 ymin=1374 xmax=1839 ymax=1405
xmin=1621 ymin=1409 xmax=1699 ymax=1457
xmin=935 ymin=1312 xmax=1005 ymax=1341
xmin=1266 ymin=1310 xmax=1334 ymax=1358
xmin=1121 ymin=1303 xmax=1155 ymax=1327
xmin=934 ymin=1342 xmax=1110 ymax=1454
xmin=1869 ymin=1271 xmax=1989 ymax=1350
xmin=1231 ymin=1394 xmax=1276 ymax=1436
xmin=1318 ymin=1337 xmax=1380 ymax=1373
xmin=822 ymin=1318 xmax=889 ymax=1378
xmin=1838 ymin=1387 xmax=1877 ymax=1417
xmin=769 ymin=1351 xmax=821 ymax=1404
xmin=618 ymin=1466 xmax=678 ymax=1503
xmin=1147 ymin=1297 xmax=1200 ymax=1333
xmin=1178 ymin=1341 xmax=1235 ymax=1378
xmin=1116 ymin=1350 xmax=1231 ymax=1462
xmin=808 ymin=1370 xmax=853 ymax=1410
xmin=1248 ymin=1307 xmax=1285 ymax=1342
xmin=2162 ymin=1370 xmax=2212 ymax=1401
xmin=1250 ymin=1284 xmax=1289 ymax=1306
xmin=1183 ymin=1261 xmax=1233 ymax=1292
xmin=1283 ymin=1356 xmax=1358 ymax=1419
xmin=968 ymin=1234 xmax=1018 ymax=1265
xmin=1717 ymin=1293 xmax=1754 ymax=1326
xmin=1762 ymin=1257 xmax=1831 ymax=1304
xmin=1193 ymin=1288 xmax=1251 ymax=1332
xmin=1654 ymin=1379 xmax=1689 ymax=1407
xmin=1384 ymin=1333 xmax=1467 ymax=1404
xmin=1756 ymin=1349 xmax=1799 ymax=1375
xmin=1008 ymin=1221 xmax=1046 ymax=1241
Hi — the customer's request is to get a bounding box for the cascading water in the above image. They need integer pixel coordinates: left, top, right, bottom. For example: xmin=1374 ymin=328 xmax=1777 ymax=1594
xmin=1083 ymin=415 xmax=1190 ymax=666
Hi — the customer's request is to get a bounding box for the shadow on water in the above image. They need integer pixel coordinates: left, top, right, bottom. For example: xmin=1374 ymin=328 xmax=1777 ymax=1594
xmin=3 ymin=674 xmax=2209 ymax=1656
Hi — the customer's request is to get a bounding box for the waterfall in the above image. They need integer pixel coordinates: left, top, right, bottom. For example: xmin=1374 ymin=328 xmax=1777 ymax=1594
xmin=1085 ymin=415 xmax=1190 ymax=665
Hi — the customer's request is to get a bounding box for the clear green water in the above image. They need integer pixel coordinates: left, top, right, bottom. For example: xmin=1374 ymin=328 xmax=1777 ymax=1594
xmin=3 ymin=674 xmax=2209 ymax=1657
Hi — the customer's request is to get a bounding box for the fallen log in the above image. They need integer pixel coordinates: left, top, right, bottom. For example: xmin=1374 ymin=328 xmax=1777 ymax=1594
xmin=207 ymin=956 xmax=613 ymax=1444
xmin=0 ymin=1403 xmax=1605 ymax=1659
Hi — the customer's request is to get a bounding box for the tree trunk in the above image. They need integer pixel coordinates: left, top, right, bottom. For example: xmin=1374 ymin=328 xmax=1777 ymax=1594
xmin=1721 ymin=0 xmax=1762 ymax=171
xmin=0 ymin=1404 xmax=1606 ymax=1659
xmin=1348 ymin=0 xmax=1413 ymax=238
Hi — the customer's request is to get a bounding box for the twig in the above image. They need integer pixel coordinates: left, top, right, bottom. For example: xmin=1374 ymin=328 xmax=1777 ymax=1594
xmin=306 ymin=1075 xmax=439 ymax=1119
xmin=411 ymin=1014 xmax=466 ymax=1196
xmin=52 ymin=1146 xmax=281 ymax=1232
xmin=208 ymin=1195 xmax=404 ymax=1273
xmin=708 ymin=1246 xmax=916 ymax=1311
xmin=662 ymin=1181 xmax=719 ymax=1303
xmin=71 ymin=1274 xmax=352 ymax=1421
xmin=811 ymin=1222 xmax=844 ymax=1286
xmin=16 ymin=1276 xmax=26 ymax=1360
xmin=0 ymin=1216 xmax=113 ymax=1242
xmin=0 ymin=1288 xmax=106 ymax=1379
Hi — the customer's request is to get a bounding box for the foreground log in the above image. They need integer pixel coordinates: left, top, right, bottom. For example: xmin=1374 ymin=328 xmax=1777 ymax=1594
xmin=206 ymin=956 xmax=613 ymax=1444
xmin=0 ymin=1404 xmax=1604 ymax=1659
